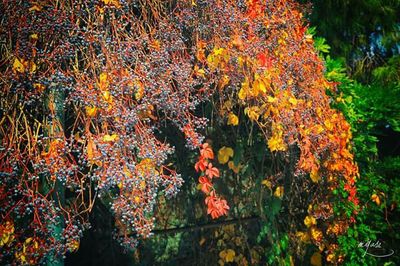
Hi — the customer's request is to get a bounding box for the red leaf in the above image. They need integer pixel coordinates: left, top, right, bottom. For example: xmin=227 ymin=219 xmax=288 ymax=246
xmin=205 ymin=163 xmax=219 ymax=179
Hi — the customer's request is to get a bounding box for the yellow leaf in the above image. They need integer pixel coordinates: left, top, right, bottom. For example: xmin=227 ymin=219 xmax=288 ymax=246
xmin=218 ymin=75 xmax=230 ymax=89
xmin=123 ymin=166 xmax=132 ymax=178
xmin=244 ymin=106 xmax=260 ymax=121
xmin=85 ymin=106 xmax=97 ymax=117
xmin=87 ymin=138 xmax=101 ymax=166
xmin=30 ymin=33 xmax=38 ymax=40
xmin=267 ymin=134 xmax=287 ymax=152
xmin=33 ymin=83 xmax=45 ymax=92
xmin=102 ymin=90 xmax=113 ymax=104
xmin=29 ymin=61 xmax=37 ymax=73
xmin=1 ymin=234 xmax=9 ymax=246
xmin=103 ymin=134 xmax=119 ymax=142
xmin=219 ymin=250 xmax=227 ymax=259
xmin=267 ymin=96 xmax=276 ymax=103
xmin=67 ymin=239 xmax=80 ymax=252
xmin=103 ymin=0 xmax=121 ymax=8
xmin=237 ymin=56 xmax=244 ymax=67
xmin=134 ymin=80 xmax=145 ymax=100
xmin=324 ymin=119 xmax=333 ymax=131
xmin=288 ymin=97 xmax=298 ymax=105
xmin=371 ymin=194 xmax=381 ymax=205
xmin=207 ymin=47 xmax=229 ymax=69
xmin=310 ymin=227 xmax=323 ymax=242
xmin=149 ymin=39 xmax=161 ymax=50
xmin=252 ymin=75 xmax=266 ymax=95
xmin=310 ymin=169 xmax=320 ymax=183
xmin=223 ymin=100 xmax=233 ymax=110
xmin=29 ymin=4 xmax=42 ymax=12
xmin=137 ymin=158 xmax=157 ymax=175
xmin=99 ymin=72 xmax=109 ymax=91
xmin=218 ymin=146 xmax=234 ymax=164
xmin=326 ymin=254 xmax=335 ymax=262
xmin=225 ymin=249 xmax=235 ymax=262
xmin=274 ymin=186 xmax=284 ymax=198
xmin=227 ymin=113 xmax=239 ymax=126
xmin=310 ymin=252 xmax=322 ymax=266
xmin=13 ymin=58 xmax=25 ymax=73
xmin=238 ymin=88 xmax=246 ymax=100
xmin=228 ymin=161 xmax=241 ymax=173
xmin=199 ymin=237 xmax=206 ymax=245
xmin=296 ymin=231 xmax=310 ymax=243
xmin=308 ymin=204 xmax=313 ymax=214
xmin=261 ymin=179 xmax=272 ymax=189
xmin=238 ymin=78 xmax=250 ymax=100
xmin=304 ymin=215 xmax=317 ymax=228
xmin=194 ymin=65 xmax=206 ymax=78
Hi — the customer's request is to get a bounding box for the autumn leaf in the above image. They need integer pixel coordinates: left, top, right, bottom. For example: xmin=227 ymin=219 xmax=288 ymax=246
xmin=205 ymin=192 xmax=229 ymax=219
xmin=195 ymin=157 xmax=208 ymax=172
xmin=200 ymin=143 xmax=214 ymax=160
xmin=217 ymin=146 xmax=234 ymax=164
xmin=296 ymin=231 xmax=310 ymax=243
xmin=205 ymin=163 xmax=219 ymax=179
xmin=85 ymin=106 xmax=98 ymax=117
xmin=123 ymin=165 xmax=132 ymax=178
xmin=67 ymin=239 xmax=80 ymax=253
xmin=304 ymin=215 xmax=317 ymax=228
xmin=102 ymin=90 xmax=112 ymax=103
xmin=310 ymin=252 xmax=322 ymax=266
xmin=244 ymin=106 xmax=260 ymax=121
xmin=207 ymin=47 xmax=229 ymax=70
xmin=29 ymin=4 xmax=42 ymax=12
xmin=310 ymin=227 xmax=323 ymax=242
xmin=228 ymin=161 xmax=241 ymax=174
xmin=199 ymin=176 xmax=213 ymax=194
xmin=261 ymin=179 xmax=272 ymax=189
xmin=274 ymin=186 xmax=284 ymax=198
xmin=103 ymin=0 xmax=121 ymax=8
xmin=29 ymin=61 xmax=37 ymax=73
xmin=371 ymin=194 xmax=381 ymax=205
xmin=30 ymin=33 xmax=38 ymax=41
xmin=218 ymin=75 xmax=230 ymax=89
xmin=238 ymin=78 xmax=250 ymax=100
xmin=13 ymin=58 xmax=25 ymax=73
xmin=288 ymin=97 xmax=298 ymax=105
xmin=267 ymin=134 xmax=287 ymax=152
xmin=227 ymin=113 xmax=239 ymax=126
xmin=194 ymin=65 xmax=206 ymax=78
xmin=0 ymin=221 xmax=15 ymax=247
xmin=103 ymin=134 xmax=119 ymax=142
xmin=267 ymin=96 xmax=276 ymax=103
xmin=87 ymin=138 xmax=102 ymax=166
xmin=219 ymin=249 xmax=235 ymax=263
xmin=238 ymin=88 xmax=247 ymax=100
xmin=252 ymin=74 xmax=267 ymax=95
xmin=310 ymin=169 xmax=320 ymax=183
xmin=136 ymin=158 xmax=157 ymax=175
xmin=98 ymin=72 xmax=109 ymax=91
xmin=33 ymin=83 xmax=45 ymax=92
xmin=134 ymin=79 xmax=145 ymax=100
